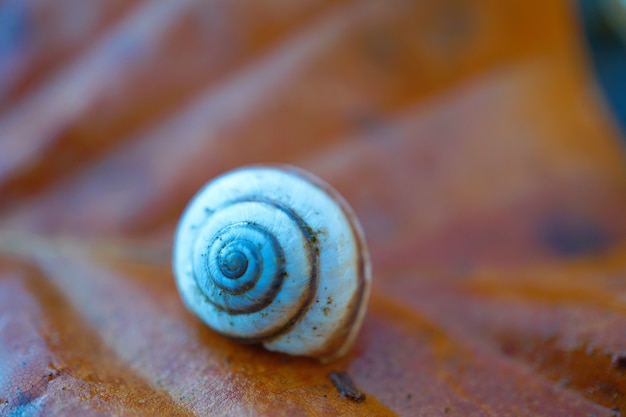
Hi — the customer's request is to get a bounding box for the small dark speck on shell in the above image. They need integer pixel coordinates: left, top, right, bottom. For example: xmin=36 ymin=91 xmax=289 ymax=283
xmin=328 ymin=371 xmax=365 ymax=403
xmin=303 ymin=224 xmax=318 ymax=243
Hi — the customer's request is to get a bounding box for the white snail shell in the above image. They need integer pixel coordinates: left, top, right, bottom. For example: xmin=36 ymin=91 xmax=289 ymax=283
xmin=173 ymin=165 xmax=371 ymax=362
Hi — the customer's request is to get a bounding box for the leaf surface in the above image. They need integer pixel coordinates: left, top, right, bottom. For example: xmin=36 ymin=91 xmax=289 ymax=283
xmin=0 ymin=0 xmax=625 ymax=415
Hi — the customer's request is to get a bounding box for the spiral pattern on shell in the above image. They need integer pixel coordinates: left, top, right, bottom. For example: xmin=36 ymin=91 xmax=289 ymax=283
xmin=173 ymin=165 xmax=371 ymax=361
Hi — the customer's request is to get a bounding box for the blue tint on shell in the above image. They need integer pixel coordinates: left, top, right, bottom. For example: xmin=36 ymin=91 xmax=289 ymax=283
xmin=202 ymin=222 xmax=285 ymax=314
xmin=174 ymin=166 xmax=371 ymax=358
xmin=220 ymin=249 xmax=248 ymax=279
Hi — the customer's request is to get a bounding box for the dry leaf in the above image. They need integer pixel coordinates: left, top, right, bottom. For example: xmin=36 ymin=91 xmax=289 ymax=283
xmin=1 ymin=0 xmax=625 ymax=415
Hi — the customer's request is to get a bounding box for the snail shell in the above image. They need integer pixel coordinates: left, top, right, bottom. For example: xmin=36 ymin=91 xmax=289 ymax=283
xmin=173 ymin=165 xmax=371 ymax=362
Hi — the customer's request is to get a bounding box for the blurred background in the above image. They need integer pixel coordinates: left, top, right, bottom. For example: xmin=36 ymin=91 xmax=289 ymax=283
xmin=0 ymin=0 xmax=625 ymax=270
xmin=580 ymin=0 xmax=626 ymax=138
xmin=1 ymin=1 xmax=626 ymax=415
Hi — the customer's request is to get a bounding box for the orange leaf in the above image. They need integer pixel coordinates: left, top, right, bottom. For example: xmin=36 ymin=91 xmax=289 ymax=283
xmin=1 ymin=0 xmax=625 ymax=415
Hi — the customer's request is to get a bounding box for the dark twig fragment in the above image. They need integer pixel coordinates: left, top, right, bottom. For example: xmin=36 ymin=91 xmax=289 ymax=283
xmin=328 ymin=371 xmax=365 ymax=403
